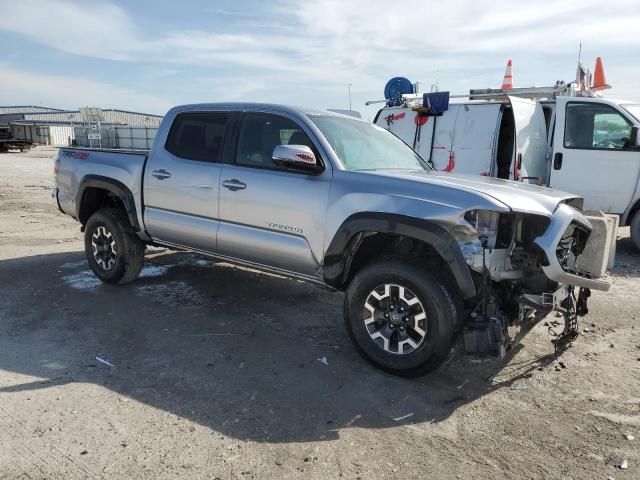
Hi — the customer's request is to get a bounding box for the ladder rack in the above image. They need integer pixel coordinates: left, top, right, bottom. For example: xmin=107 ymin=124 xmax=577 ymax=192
xmin=365 ymin=82 xmax=585 ymax=106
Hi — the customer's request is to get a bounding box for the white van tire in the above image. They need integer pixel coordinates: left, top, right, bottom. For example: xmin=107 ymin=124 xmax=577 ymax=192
xmin=630 ymin=211 xmax=640 ymax=251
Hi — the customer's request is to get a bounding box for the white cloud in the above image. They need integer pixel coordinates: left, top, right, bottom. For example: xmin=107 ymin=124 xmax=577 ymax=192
xmin=0 ymin=0 xmax=141 ymax=61
xmin=0 ymin=0 xmax=638 ymax=114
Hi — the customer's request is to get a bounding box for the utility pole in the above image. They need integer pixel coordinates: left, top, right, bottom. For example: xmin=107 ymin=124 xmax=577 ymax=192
xmin=348 ymin=83 xmax=352 ymax=111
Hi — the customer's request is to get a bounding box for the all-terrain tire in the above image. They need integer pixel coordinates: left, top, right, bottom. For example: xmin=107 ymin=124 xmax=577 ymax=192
xmin=344 ymin=258 xmax=459 ymax=377
xmin=84 ymin=208 xmax=144 ymax=284
xmin=631 ymin=211 xmax=640 ymax=252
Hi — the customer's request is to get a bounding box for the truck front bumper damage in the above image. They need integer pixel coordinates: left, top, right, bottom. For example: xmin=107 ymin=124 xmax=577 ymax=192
xmin=534 ymin=203 xmax=610 ymax=292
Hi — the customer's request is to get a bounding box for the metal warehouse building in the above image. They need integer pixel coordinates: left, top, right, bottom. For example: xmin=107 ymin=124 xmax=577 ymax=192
xmin=0 ymin=106 xmax=163 ymax=149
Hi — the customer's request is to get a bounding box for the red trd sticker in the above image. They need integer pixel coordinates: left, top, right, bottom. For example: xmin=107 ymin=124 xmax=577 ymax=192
xmin=62 ymin=150 xmax=89 ymax=159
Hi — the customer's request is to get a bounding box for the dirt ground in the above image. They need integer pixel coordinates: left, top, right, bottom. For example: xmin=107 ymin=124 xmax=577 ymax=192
xmin=0 ymin=147 xmax=638 ymax=480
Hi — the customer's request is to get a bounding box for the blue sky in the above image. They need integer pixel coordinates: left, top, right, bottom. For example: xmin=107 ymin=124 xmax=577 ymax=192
xmin=0 ymin=0 xmax=638 ymax=120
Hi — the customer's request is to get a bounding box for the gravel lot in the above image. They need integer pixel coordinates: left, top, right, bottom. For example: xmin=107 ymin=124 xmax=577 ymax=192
xmin=1 ymin=147 xmax=639 ymax=479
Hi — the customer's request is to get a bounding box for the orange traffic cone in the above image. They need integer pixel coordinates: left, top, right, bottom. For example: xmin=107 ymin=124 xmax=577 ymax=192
xmin=592 ymin=57 xmax=610 ymax=91
xmin=501 ymin=60 xmax=513 ymax=90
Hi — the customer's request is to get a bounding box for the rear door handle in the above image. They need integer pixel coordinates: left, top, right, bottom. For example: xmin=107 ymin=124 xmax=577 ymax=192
xmin=152 ymin=169 xmax=172 ymax=180
xmin=553 ymin=152 xmax=563 ymax=170
xmin=222 ymin=179 xmax=247 ymax=191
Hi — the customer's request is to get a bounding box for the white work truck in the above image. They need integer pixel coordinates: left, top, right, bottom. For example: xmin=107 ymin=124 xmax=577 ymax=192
xmin=372 ymin=86 xmax=640 ymax=248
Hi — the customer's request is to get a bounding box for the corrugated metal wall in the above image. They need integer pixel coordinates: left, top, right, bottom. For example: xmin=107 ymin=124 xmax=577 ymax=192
xmin=1 ymin=105 xmax=163 ymax=146
xmin=0 ymin=106 xmax=65 ymax=114
xmin=49 ymin=126 xmax=75 ymax=147
xmin=18 ymin=110 xmax=163 ymax=126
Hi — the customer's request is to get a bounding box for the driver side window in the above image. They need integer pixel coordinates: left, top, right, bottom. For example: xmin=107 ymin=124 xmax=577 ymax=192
xmin=564 ymin=102 xmax=632 ymax=150
xmin=236 ymin=113 xmax=315 ymax=169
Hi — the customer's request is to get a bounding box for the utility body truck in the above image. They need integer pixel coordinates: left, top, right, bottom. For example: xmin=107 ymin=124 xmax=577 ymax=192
xmin=372 ymin=81 xmax=640 ymax=249
xmin=54 ymin=103 xmax=613 ymax=376
xmin=0 ymin=127 xmax=32 ymax=152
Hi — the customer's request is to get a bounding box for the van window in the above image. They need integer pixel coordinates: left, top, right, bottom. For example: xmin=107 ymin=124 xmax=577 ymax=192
xmin=165 ymin=113 xmax=229 ymax=162
xmin=236 ymin=113 xmax=315 ymax=169
xmin=564 ymin=103 xmax=632 ymax=150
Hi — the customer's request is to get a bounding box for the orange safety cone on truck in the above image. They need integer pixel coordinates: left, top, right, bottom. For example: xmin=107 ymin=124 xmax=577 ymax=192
xmin=592 ymin=56 xmax=611 ymax=91
xmin=501 ymin=60 xmax=513 ymax=90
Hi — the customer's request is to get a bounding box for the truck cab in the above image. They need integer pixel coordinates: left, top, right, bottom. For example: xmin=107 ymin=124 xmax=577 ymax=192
xmin=548 ymin=97 xmax=640 ymax=216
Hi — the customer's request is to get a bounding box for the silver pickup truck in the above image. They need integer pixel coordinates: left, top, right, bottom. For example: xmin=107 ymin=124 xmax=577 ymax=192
xmin=54 ymin=103 xmax=612 ymax=376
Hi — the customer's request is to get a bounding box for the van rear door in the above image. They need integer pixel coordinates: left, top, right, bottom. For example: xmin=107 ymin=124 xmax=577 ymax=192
xmin=447 ymin=103 xmax=501 ymax=176
xmin=508 ymin=96 xmax=548 ymax=184
xmin=376 ymin=104 xmax=502 ymax=175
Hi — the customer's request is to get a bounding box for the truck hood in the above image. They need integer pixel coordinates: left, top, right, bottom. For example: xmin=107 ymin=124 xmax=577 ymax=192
xmin=370 ymin=170 xmax=581 ymax=216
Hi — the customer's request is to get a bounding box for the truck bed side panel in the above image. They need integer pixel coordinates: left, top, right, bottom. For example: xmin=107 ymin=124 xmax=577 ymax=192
xmin=56 ymin=148 xmax=147 ymax=229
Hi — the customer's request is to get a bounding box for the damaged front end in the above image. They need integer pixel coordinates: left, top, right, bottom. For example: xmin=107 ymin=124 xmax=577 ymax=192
xmin=454 ymin=203 xmax=611 ymax=357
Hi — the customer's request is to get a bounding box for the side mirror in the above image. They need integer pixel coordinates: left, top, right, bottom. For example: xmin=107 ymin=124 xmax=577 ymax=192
xmin=272 ymin=145 xmax=323 ymax=174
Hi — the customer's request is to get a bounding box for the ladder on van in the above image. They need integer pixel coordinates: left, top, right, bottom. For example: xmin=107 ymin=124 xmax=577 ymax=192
xmin=366 ymin=81 xmax=580 ymax=106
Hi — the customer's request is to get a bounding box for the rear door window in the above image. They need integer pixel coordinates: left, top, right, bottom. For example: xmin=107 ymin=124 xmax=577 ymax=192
xmin=165 ymin=113 xmax=229 ymax=162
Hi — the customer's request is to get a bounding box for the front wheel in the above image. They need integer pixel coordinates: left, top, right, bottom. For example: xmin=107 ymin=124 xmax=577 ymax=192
xmin=84 ymin=208 xmax=144 ymax=284
xmin=344 ymin=259 xmax=459 ymax=377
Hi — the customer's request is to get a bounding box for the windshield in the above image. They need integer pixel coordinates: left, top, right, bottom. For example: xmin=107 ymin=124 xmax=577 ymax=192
xmin=622 ymin=104 xmax=640 ymax=123
xmin=310 ymin=115 xmax=430 ymax=171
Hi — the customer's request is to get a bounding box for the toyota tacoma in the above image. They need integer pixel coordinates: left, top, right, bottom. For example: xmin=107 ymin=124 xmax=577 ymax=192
xmin=53 ymin=103 xmax=613 ymax=376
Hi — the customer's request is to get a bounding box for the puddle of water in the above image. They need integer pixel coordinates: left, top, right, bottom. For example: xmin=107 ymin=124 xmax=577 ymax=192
xmin=139 ymin=265 xmax=171 ymax=278
xmin=62 ymin=270 xmax=101 ymax=291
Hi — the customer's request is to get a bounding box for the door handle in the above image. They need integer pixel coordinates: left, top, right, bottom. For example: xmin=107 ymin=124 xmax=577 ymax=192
xmin=553 ymin=153 xmax=563 ymax=170
xmin=152 ymin=169 xmax=172 ymax=180
xmin=222 ymin=179 xmax=247 ymax=191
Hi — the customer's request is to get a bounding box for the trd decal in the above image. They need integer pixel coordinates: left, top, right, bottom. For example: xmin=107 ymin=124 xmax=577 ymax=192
xmin=62 ymin=150 xmax=90 ymax=159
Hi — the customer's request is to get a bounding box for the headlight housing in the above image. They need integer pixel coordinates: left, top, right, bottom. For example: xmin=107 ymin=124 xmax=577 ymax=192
xmin=464 ymin=210 xmax=501 ymax=249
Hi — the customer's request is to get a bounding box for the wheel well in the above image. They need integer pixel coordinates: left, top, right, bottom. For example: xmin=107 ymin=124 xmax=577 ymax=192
xmin=345 ymin=232 xmax=459 ymax=291
xmin=78 ymin=187 xmax=127 ymax=225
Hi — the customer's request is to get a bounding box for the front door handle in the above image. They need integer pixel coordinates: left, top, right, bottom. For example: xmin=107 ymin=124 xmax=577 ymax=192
xmin=222 ymin=179 xmax=247 ymax=191
xmin=152 ymin=169 xmax=172 ymax=180
xmin=553 ymin=152 xmax=563 ymax=170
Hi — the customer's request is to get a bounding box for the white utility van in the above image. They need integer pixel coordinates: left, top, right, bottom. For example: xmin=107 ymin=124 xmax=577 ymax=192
xmin=373 ymin=85 xmax=640 ymax=248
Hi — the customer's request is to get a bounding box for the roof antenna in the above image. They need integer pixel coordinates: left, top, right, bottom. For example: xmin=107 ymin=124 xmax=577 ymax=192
xmin=575 ymin=42 xmax=587 ymax=93
xmin=577 ymin=41 xmax=582 ymax=68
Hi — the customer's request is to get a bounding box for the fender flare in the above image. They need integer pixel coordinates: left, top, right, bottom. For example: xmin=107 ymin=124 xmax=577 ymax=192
xmin=322 ymin=212 xmax=476 ymax=299
xmin=76 ymin=175 xmax=140 ymax=231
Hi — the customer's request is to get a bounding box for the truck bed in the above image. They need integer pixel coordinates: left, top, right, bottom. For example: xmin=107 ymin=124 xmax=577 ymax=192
xmin=55 ymin=147 xmax=148 ymax=229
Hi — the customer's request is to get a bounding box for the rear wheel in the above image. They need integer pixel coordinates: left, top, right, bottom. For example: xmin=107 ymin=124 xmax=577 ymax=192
xmin=344 ymin=258 xmax=459 ymax=377
xmin=84 ymin=208 xmax=144 ymax=284
xmin=631 ymin=211 xmax=640 ymax=252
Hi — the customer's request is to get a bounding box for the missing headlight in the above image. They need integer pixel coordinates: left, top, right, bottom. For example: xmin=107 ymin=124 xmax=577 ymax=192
xmin=464 ymin=210 xmax=501 ymax=249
